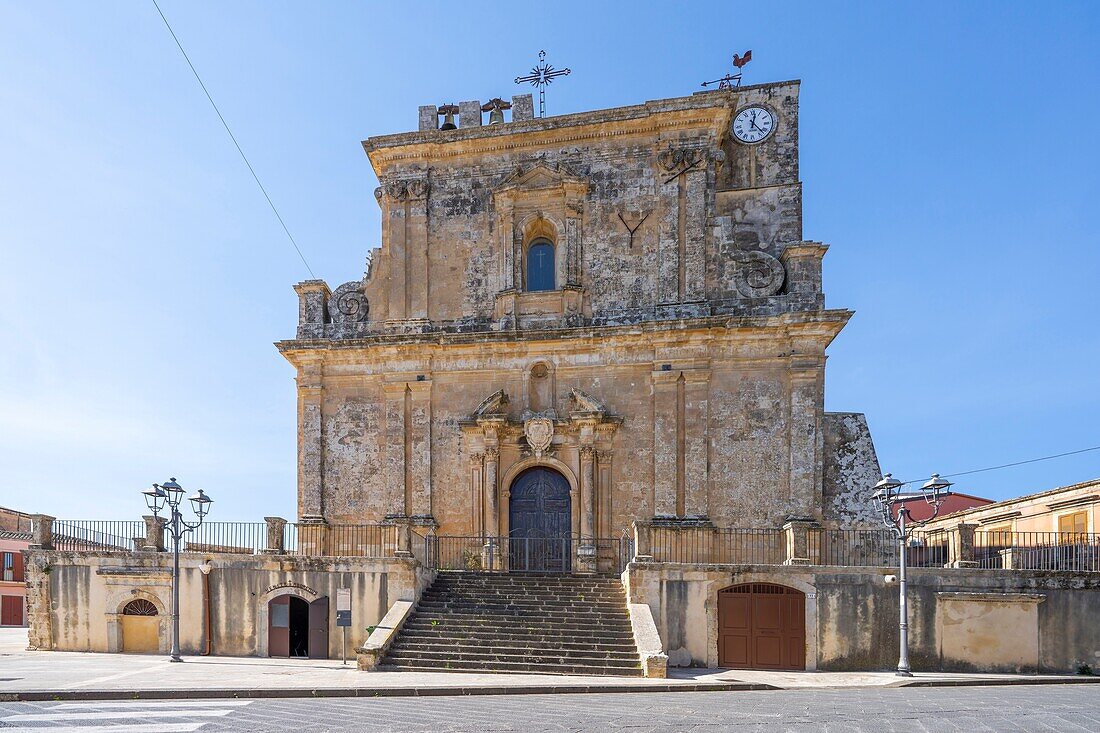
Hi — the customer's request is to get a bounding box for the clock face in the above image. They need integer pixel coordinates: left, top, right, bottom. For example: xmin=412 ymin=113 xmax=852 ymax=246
xmin=732 ymin=106 xmax=776 ymax=144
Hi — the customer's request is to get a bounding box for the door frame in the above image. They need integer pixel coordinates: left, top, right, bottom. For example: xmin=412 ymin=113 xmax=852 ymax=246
xmin=256 ymin=585 xmax=321 ymax=657
xmin=499 ymin=456 xmax=580 ymax=539
xmin=506 ymin=465 xmax=574 ymax=572
xmin=706 ymin=573 xmax=817 ymax=670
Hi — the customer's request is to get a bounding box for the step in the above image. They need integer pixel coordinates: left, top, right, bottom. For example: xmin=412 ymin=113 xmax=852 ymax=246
xmin=411 ymin=605 xmax=631 ymax=619
xmin=384 ymin=653 xmax=640 ymax=671
xmin=377 ymin=660 xmax=643 ymax=677
xmin=401 ymin=618 xmax=633 ymax=633
xmin=390 ymin=639 xmax=639 ymax=654
xmin=394 ymin=628 xmax=637 ymax=644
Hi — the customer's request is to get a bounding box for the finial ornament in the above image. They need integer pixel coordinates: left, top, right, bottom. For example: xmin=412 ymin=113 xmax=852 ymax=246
xmin=514 ymin=50 xmax=572 ymax=118
xmin=701 ymin=49 xmax=753 ymax=90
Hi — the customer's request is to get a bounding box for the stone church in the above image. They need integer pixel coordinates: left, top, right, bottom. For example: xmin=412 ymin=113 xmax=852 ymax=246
xmin=277 ymin=78 xmax=881 ymax=564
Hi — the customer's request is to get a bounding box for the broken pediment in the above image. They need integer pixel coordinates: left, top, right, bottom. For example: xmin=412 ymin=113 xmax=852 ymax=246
xmin=492 ymin=162 xmax=588 ymax=201
xmin=472 ymin=389 xmax=509 ymax=418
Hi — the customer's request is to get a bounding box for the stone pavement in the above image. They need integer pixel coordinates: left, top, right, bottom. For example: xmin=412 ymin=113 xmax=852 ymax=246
xmin=3 ymin=629 xmax=1096 ymax=701
xmin=3 ymin=686 xmax=1100 ymax=732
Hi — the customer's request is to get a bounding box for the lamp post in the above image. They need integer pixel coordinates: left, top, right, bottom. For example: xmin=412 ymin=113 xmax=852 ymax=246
xmin=871 ymin=472 xmax=952 ymax=677
xmin=142 ymin=477 xmax=213 ymax=662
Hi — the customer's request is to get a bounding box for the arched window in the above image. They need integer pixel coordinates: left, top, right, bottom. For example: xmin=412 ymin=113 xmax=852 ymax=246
xmin=526 ymin=239 xmax=556 ymax=292
xmin=123 ymin=599 xmax=158 ymax=616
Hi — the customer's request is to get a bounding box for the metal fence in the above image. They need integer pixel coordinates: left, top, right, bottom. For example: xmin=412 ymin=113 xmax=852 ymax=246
xmin=52 ymin=520 xmax=144 ymax=552
xmin=424 ymin=535 xmax=630 ymax=574
xmin=975 ymin=531 xmax=1100 ymax=571
xmin=808 ymin=528 xmax=953 ymax=568
xmin=649 ymin=527 xmax=786 ymax=565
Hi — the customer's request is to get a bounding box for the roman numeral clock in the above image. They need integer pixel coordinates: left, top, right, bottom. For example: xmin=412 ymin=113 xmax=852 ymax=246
xmin=732 ymin=105 xmax=776 ymax=144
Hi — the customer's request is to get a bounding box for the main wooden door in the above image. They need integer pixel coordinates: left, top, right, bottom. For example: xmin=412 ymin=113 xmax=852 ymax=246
xmin=508 ymin=467 xmax=572 ymax=572
xmin=718 ymin=583 xmax=805 ymax=670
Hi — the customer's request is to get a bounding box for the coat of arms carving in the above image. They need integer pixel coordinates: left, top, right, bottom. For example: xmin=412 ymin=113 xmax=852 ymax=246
xmin=523 ymin=417 xmax=555 ymax=457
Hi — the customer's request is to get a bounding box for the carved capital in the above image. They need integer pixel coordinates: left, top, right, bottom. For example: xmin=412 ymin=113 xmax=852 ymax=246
xmin=657 ymin=146 xmax=704 ymax=175
xmin=484 ymin=447 xmax=500 ymax=461
xmin=579 ymin=446 xmax=597 ymax=461
xmin=380 ymin=177 xmax=429 ymax=202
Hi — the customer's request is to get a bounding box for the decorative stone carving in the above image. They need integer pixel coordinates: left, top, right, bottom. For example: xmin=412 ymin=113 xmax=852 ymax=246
xmin=328 ymin=281 xmax=369 ymax=323
xmin=657 ymin=146 xmax=703 ymax=175
xmin=407 ymin=178 xmax=430 ymax=200
xmin=473 ymin=389 xmax=509 ymax=417
xmin=523 ymin=417 xmax=555 ymax=457
xmin=733 ymin=250 xmax=786 ymax=298
xmin=570 ymin=388 xmax=605 ymax=414
xmin=381 ymin=178 xmax=429 ymax=202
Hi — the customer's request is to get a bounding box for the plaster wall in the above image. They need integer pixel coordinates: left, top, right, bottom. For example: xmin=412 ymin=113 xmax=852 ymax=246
xmin=26 ymin=550 xmax=430 ymax=658
xmin=626 ymin=563 xmax=1100 ymax=674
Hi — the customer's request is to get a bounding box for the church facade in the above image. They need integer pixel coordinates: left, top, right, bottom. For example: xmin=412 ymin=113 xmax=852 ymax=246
xmin=278 ymin=80 xmax=882 ymax=560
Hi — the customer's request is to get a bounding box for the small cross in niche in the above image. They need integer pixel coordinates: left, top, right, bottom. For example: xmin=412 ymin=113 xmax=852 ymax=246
xmin=617 ymin=210 xmax=651 ymax=249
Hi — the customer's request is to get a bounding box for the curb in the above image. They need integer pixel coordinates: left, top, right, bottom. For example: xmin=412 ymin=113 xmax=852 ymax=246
xmin=1 ymin=682 xmax=775 ymax=702
xmin=3 ymin=676 xmax=1097 ymax=702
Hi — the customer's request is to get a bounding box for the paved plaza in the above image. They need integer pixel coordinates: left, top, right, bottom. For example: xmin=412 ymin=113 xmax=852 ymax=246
xmin=0 ymin=686 xmax=1098 ymax=732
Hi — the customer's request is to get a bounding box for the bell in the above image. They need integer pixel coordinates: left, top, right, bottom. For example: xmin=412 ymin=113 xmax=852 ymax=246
xmin=438 ymin=104 xmax=458 ymax=131
xmin=481 ymin=98 xmax=512 ymax=125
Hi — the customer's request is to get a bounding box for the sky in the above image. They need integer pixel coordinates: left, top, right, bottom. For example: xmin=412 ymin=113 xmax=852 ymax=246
xmin=0 ymin=1 xmax=1097 ymax=521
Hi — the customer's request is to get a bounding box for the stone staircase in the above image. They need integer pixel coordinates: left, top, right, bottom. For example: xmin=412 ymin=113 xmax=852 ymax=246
xmin=380 ymin=571 xmax=642 ymax=676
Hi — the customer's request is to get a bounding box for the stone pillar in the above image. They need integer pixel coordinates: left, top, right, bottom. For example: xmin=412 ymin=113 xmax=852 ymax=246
xmin=24 ymin=554 xmax=53 ymax=650
xmin=783 ymin=519 xmax=818 ymax=565
xmin=947 ymin=523 xmax=979 ymax=568
xmin=297 ymin=361 xmax=324 ymax=522
xmin=999 ymin=548 xmax=1016 ymax=570
xmin=484 ymin=447 xmax=500 ymax=570
xmin=263 ymin=517 xmax=287 ymax=554
xmin=578 ymin=447 xmax=597 ymax=573
xmin=511 ymin=93 xmax=534 ymax=121
xmin=29 ymin=514 xmax=55 ymax=550
xmin=296 ymin=517 xmax=329 ymax=557
xmin=484 ymin=448 xmax=500 ymax=537
xmin=458 ymin=100 xmax=482 ymax=128
xmin=382 ymin=183 xmax=408 ymax=322
xmin=681 ymin=166 xmax=707 ymax=302
xmin=418 ymin=104 xmax=438 ymax=132
xmin=633 ymin=521 xmax=653 ymax=562
xmin=293 ymin=280 xmax=330 ymax=339
xmin=142 ymin=515 xmax=164 ymax=552
xmin=651 ymin=369 xmax=679 ymax=518
xmin=780 ymin=242 xmax=828 ymax=298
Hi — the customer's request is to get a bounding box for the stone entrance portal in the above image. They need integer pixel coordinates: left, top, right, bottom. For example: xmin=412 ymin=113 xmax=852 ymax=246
xmin=508 ymin=467 xmax=572 ymax=572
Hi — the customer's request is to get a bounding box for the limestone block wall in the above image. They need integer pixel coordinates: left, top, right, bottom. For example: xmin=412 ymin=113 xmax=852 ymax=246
xmin=25 ymin=550 xmax=431 ymax=658
xmin=626 ymin=562 xmax=1100 ymax=673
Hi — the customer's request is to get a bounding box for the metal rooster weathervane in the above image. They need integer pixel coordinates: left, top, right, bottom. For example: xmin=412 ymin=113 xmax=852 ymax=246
xmin=514 ymin=50 xmax=571 ymax=118
xmin=701 ymin=50 xmax=753 ymax=90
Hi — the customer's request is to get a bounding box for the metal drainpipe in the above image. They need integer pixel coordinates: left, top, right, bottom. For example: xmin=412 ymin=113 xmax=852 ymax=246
xmin=202 ymin=565 xmax=212 ymax=656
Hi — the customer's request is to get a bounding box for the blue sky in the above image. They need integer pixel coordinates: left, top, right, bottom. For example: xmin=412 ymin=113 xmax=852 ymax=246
xmin=0 ymin=1 xmax=1097 ymax=520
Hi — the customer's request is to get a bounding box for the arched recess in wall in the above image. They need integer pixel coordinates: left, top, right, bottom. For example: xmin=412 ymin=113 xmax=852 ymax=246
xmin=118 ymin=593 xmax=165 ymax=654
xmin=716 ymin=582 xmax=806 ymax=671
xmin=526 ymin=360 xmax=556 ymax=413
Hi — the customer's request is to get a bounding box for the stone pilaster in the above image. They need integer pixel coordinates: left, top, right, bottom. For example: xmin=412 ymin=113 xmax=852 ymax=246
xmin=578 ymin=446 xmax=597 ymax=573
xmin=296 ymin=362 xmax=324 ymax=522
xmin=484 ymin=447 xmax=500 ymax=537
xmin=682 ymin=369 xmax=710 ymax=518
xmin=407 ymin=378 xmax=433 ymax=521
xmin=788 ymin=361 xmax=824 ymax=518
xmin=651 ymin=370 xmax=679 ymax=518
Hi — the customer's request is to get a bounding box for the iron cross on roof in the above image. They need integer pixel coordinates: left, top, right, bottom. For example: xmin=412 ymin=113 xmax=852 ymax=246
xmin=514 ymin=50 xmax=571 ymax=118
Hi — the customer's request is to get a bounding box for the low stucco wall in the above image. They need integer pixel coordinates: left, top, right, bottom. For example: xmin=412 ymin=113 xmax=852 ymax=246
xmin=25 ymin=550 xmax=432 ymax=658
xmin=625 ymin=562 xmax=1100 ymax=674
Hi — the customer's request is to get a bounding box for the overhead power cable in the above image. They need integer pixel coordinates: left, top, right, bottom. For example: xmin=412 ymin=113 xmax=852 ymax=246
xmin=151 ymin=0 xmax=316 ymax=278
xmin=899 ymin=444 xmax=1100 ymax=486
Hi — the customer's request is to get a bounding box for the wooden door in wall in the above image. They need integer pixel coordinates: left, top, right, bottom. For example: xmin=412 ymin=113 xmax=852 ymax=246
xmin=508 ymin=467 xmax=572 ymax=572
xmin=308 ymin=596 xmax=329 ymax=659
xmin=268 ymin=595 xmax=291 ymax=657
xmin=1 ymin=595 xmax=24 ymax=626
xmin=718 ymin=583 xmax=805 ymax=670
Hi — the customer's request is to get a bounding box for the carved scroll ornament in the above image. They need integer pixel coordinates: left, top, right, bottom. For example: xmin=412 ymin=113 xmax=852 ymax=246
xmin=328 ymin=281 xmax=369 ymax=323
xmin=523 ymin=417 xmax=555 ymax=457
xmin=733 ymin=250 xmax=785 ymax=298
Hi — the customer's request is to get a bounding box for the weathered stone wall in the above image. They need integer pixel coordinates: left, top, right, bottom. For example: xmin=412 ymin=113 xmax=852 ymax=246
xmin=280 ymin=79 xmax=877 ymax=533
xmin=821 ymin=412 xmax=882 ymax=526
xmin=25 ymin=550 xmax=431 ymax=657
xmin=626 ymin=562 xmax=1100 ymax=673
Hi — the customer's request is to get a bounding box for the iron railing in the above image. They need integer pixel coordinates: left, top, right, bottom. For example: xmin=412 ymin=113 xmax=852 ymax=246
xmin=52 ymin=520 xmax=144 ymax=552
xmin=182 ymin=522 xmax=267 ymax=554
xmin=807 ymin=528 xmax=953 ymax=568
xmin=648 ymin=526 xmax=785 ymax=565
xmin=424 ymin=535 xmax=629 ymax=574
xmin=975 ymin=531 xmax=1100 ymax=571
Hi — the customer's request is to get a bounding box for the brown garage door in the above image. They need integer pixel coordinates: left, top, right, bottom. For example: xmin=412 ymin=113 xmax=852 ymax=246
xmin=718 ymin=583 xmax=805 ymax=670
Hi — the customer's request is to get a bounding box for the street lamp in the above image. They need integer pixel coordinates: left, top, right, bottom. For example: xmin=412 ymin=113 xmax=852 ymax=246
xmin=142 ymin=477 xmax=213 ymax=662
xmin=871 ymin=472 xmax=952 ymax=677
